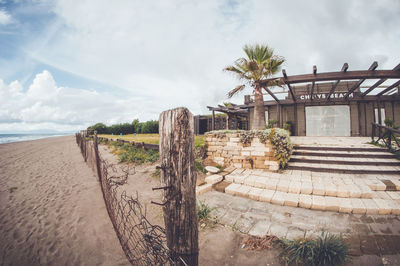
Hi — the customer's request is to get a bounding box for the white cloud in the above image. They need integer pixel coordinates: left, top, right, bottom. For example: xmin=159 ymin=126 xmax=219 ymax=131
xmin=0 ymin=9 xmax=12 ymax=25
xmin=0 ymin=70 xmax=145 ymax=132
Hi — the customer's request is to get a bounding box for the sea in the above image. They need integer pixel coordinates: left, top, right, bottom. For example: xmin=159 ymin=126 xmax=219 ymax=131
xmin=0 ymin=133 xmax=71 ymax=144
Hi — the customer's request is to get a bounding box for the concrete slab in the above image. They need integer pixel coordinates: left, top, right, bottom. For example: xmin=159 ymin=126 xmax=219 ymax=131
xmin=288 ymin=181 xmax=301 ymax=194
xmin=205 ymin=174 xmax=223 ymax=185
xmin=362 ymin=199 xmax=379 ymax=215
xmin=313 ymin=182 xmax=326 ymax=196
xmin=259 ymin=189 xmax=275 ymax=203
xmin=225 ymin=183 xmax=241 ymax=195
xmin=325 ymin=183 xmax=338 ymax=197
xmin=248 ymin=220 xmax=272 ymax=237
xmin=351 ymin=198 xmax=367 ymax=214
xmin=298 ymin=194 xmax=312 ymax=209
xmin=264 ymin=178 xmax=279 ymax=190
xmin=271 ymin=191 xmax=286 ymax=206
xmin=284 ymin=193 xmax=299 ymax=207
xmin=300 ymin=181 xmax=313 ymax=194
xmin=269 ymin=223 xmax=288 ymax=238
xmin=276 ymin=180 xmax=290 ymax=193
xmin=312 ymin=195 xmax=326 ymax=211
xmin=196 ymin=184 xmax=212 ymax=195
xmin=339 ymin=198 xmax=352 ymax=213
xmin=373 ymin=198 xmax=392 ymax=215
xmin=325 ymin=196 xmax=340 ymax=212
xmin=247 ymin=187 xmax=263 ymax=201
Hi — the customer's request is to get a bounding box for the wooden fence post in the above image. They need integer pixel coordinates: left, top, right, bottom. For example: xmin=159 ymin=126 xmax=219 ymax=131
xmin=159 ymin=107 xmax=198 ymax=265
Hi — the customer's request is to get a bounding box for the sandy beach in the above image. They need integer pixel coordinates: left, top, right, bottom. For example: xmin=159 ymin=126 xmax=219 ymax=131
xmin=0 ymin=136 xmax=129 ymax=265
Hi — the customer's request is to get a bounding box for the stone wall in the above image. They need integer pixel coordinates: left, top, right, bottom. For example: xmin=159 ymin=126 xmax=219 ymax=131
xmin=205 ymin=132 xmax=280 ymax=171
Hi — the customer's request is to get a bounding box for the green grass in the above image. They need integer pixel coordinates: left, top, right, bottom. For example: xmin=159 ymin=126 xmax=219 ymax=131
xmin=105 ymin=140 xmax=159 ymax=164
xmin=280 ymin=232 xmax=350 ymax=266
xmin=99 ymin=133 xmax=205 ymax=147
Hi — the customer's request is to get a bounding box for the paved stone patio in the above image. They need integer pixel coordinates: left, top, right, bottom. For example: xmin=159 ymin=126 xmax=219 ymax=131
xmin=198 ymin=190 xmax=400 ymax=256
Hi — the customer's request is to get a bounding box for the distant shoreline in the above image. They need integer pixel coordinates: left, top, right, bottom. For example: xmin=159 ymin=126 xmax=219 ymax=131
xmin=0 ymin=133 xmax=73 ymax=145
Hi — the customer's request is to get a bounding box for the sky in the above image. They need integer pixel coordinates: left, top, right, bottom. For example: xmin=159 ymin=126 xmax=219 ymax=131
xmin=0 ymin=0 xmax=399 ymax=133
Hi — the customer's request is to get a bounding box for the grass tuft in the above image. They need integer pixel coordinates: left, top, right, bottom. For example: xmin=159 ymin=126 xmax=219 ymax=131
xmin=280 ymin=232 xmax=350 ymax=266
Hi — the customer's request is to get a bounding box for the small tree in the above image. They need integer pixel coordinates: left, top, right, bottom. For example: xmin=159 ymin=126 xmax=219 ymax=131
xmin=224 ymin=44 xmax=284 ymax=129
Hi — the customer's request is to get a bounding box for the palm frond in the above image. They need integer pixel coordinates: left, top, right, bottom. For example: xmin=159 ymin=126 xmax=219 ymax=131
xmin=228 ymin=84 xmax=245 ymax=98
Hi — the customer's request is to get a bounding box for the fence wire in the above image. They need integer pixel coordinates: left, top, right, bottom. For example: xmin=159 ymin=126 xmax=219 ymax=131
xmin=75 ymin=133 xmax=172 ymax=265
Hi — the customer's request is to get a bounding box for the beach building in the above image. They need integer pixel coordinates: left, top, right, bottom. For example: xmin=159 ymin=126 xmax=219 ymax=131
xmin=198 ymin=62 xmax=400 ymax=137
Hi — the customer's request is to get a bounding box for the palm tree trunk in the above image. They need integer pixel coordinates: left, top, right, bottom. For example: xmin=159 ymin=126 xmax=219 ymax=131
xmin=252 ymin=86 xmax=266 ymax=129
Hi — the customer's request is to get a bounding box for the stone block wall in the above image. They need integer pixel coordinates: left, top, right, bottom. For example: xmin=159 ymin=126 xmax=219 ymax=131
xmin=205 ymin=132 xmax=280 ymax=171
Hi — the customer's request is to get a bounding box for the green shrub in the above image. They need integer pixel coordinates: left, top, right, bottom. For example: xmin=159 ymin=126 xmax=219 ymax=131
xmin=280 ymin=232 xmax=350 ymax=266
xmin=266 ymin=119 xmax=278 ymax=129
xmin=197 ymin=201 xmax=214 ymax=220
xmin=283 ymin=121 xmax=293 ymax=135
xmin=106 ymin=140 xmax=159 ymax=164
xmin=195 ymin=159 xmax=207 ymax=173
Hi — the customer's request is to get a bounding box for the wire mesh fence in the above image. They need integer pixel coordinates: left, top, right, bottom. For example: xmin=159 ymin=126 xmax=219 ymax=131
xmin=75 ymin=132 xmax=172 ymax=265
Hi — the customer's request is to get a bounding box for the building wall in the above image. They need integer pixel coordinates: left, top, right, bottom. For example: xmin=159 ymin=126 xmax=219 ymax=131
xmin=350 ymin=102 xmax=360 ymax=136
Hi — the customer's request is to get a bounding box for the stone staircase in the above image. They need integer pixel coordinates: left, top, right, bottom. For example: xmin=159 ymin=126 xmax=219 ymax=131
xmin=288 ymin=145 xmax=400 ymax=175
xmin=196 ymin=168 xmax=400 ymax=215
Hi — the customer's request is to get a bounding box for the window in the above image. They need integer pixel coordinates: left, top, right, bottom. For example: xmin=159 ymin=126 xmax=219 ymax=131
xmin=374 ymin=108 xmax=385 ymax=125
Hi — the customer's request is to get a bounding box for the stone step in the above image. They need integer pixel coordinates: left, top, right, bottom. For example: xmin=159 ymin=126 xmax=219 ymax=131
xmin=291 ymin=154 xmax=400 ymax=163
xmin=288 ymin=162 xmax=400 ymax=175
xmin=290 ymin=156 xmax=400 ymax=166
xmin=224 ymin=183 xmax=400 ymax=215
xmin=226 ymin=173 xmax=400 ymax=197
xmin=293 ymin=150 xmax=396 ymax=158
xmin=293 ymin=145 xmax=387 ymax=152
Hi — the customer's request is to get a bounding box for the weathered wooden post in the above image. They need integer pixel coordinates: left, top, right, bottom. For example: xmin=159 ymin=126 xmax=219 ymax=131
xmin=159 ymin=107 xmax=198 ymax=266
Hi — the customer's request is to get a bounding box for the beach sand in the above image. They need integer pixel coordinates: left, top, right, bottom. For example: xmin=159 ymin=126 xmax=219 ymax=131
xmin=0 ymin=136 xmax=129 ymax=265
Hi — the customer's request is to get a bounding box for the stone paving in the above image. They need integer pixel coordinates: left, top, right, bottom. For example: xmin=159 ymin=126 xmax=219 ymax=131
xmin=207 ymin=169 xmax=400 ymax=215
xmin=198 ymin=190 xmax=400 ymax=255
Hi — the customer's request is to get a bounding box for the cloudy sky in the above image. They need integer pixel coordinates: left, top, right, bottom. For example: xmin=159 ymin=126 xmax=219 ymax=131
xmin=0 ymin=0 xmax=399 ymax=133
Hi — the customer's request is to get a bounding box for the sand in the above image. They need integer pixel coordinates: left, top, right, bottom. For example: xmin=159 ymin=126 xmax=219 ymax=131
xmin=0 ymin=136 xmax=129 ymax=265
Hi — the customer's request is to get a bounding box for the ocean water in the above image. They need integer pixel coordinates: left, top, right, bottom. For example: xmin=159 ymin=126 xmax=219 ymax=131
xmin=0 ymin=133 xmax=70 ymax=144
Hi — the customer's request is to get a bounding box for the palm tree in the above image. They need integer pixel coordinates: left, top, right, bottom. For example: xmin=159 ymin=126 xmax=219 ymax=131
xmin=224 ymin=44 xmax=285 ymax=129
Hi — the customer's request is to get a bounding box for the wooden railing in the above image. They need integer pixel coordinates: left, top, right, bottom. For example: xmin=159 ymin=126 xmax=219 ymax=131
xmin=371 ymin=123 xmax=400 ymax=151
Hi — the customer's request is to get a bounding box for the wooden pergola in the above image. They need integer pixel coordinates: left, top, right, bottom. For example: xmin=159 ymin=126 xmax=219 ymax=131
xmin=258 ymin=62 xmax=400 ymax=102
xmin=255 ymin=62 xmax=400 ymax=127
xmin=207 ymin=104 xmax=248 ymax=130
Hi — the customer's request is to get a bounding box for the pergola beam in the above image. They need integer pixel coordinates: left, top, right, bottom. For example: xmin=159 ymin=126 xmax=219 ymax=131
xmin=258 ymin=66 xmax=400 ymax=87
xmin=282 ymin=69 xmax=296 ymax=102
xmin=310 ymin=65 xmax=317 ymax=100
xmin=326 ymin=63 xmax=348 ymax=101
xmin=362 ymin=63 xmax=400 ymax=96
xmin=263 ymin=87 xmax=280 ymax=104
xmin=377 ymin=80 xmax=400 ymax=96
xmin=344 ymin=61 xmax=378 ymax=99
xmin=361 ymin=78 xmax=387 ymax=97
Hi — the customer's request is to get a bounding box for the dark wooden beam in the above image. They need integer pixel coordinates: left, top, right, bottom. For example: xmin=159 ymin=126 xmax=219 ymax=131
xmin=282 ymin=69 xmax=296 ymax=102
xmin=362 ymin=63 xmax=400 ymax=96
xmin=263 ymin=87 xmax=280 ymax=104
xmin=310 ymin=65 xmax=317 ymax=101
xmin=344 ymin=61 xmax=378 ymax=99
xmin=327 ymin=63 xmax=349 ymax=101
xmin=258 ymin=67 xmax=400 ymax=87
xmin=361 ymin=78 xmax=387 ymax=97
xmin=377 ymin=79 xmax=400 ymax=96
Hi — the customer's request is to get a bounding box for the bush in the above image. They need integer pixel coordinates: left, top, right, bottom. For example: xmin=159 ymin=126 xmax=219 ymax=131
xmin=107 ymin=140 xmax=159 ymax=164
xmin=266 ymin=119 xmax=278 ymax=129
xmin=280 ymin=232 xmax=350 ymax=266
xmin=197 ymin=201 xmax=214 ymax=219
